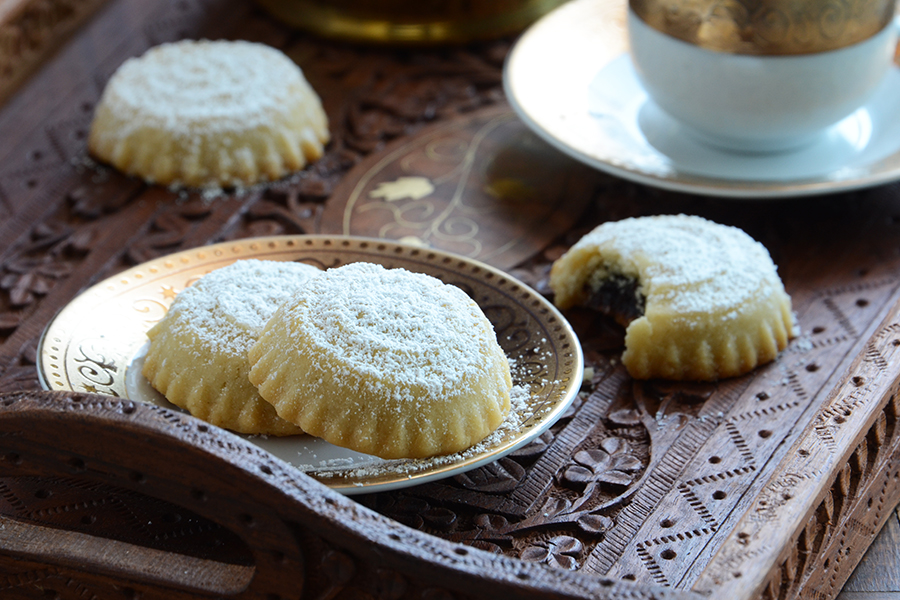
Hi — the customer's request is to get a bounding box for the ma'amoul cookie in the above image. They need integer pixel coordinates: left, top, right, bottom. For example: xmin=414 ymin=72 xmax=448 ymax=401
xmin=89 ymin=39 xmax=329 ymax=188
xmin=550 ymin=214 xmax=797 ymax=381
xmin=142 ymin=259 xmax=321 ymax=435
xmin=248 ymin=262 xmax=512 ymax=459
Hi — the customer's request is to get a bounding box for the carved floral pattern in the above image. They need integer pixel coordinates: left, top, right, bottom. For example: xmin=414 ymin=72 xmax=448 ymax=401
xmin=520 ymin=535 xmax=584 ymax=570
xmin=561 ymin=439 xmax=643 ymax=491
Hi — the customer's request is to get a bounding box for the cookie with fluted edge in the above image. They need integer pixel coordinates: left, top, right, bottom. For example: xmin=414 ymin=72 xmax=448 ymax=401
xmin=89 ymin=39 xmax=329 ymax=188
xmin=248 ymin=262 xmax=512 ymax=459
xmin=550 ymin=214 xmax=797 ymax=381
xmin=142 ymin=259 xmax=321 ymax=435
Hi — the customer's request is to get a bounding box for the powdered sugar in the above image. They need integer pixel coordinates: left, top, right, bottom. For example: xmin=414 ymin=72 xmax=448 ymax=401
xmin=159 ymin=259 xmax=321 ymax=358
xmin=98 ymin=40 xmax=312 ymax=137
xmin=88 ymin=39 xmax=330 ymax=189
xmin=572 ymin=214 xmax=782 ymax=315
xmin=277 ymin=262 xmax=507 ymax=407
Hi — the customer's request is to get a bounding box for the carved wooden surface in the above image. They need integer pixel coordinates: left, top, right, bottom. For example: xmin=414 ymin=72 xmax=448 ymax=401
xmin=0 ymin=0 xmax=110 ymax=106
xmin=0 ymin=390 xmax=699 ymax=600
xmin=1 ymin=0 xmax=900 ymax=598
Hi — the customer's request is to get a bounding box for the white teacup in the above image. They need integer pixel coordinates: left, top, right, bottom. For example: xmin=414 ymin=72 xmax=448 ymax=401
xmin=628 ymin=0 xmax=898 ymax=153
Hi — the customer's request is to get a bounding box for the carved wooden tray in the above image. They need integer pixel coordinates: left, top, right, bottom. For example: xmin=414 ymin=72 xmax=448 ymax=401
xmin=2 ymin=0 xmax=900 ymax=598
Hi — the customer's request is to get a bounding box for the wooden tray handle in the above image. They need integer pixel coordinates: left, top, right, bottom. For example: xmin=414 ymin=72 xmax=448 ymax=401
xmin=0 ymin=390 xmax=698 ymax=600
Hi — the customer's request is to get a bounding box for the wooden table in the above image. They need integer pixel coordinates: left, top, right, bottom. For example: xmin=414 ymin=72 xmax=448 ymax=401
xmin=2 ymin=0 xmax=900 ymax=599
xmin=842 ymin=513 xmax=900 ymax=600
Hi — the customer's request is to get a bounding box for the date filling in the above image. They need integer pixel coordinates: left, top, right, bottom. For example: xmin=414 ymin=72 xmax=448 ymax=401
xmin=583 ymin=272 xmax=646 ymax=328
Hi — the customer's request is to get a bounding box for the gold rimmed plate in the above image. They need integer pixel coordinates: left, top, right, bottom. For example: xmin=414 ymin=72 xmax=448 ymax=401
xmin=38 ymin=235 xmax=583 ymax=495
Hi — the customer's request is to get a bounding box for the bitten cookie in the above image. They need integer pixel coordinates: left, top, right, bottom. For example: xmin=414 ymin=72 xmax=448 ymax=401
xmin=550 ymin=214 xmax=797 ymax=381
xmin=248 ymin=262 xmax=512 ymax=459
xmin=142 ymin=259 xmax=321 ymax=435
xmin=89 ymin=39 xmax=329 ymax=188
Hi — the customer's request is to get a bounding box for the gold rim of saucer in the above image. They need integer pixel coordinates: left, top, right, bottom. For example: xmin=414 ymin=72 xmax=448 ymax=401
xmin=629 ymin=0 xmax=896 ymax=55
xmin=37 ymin=234 xmax=583 ymax=494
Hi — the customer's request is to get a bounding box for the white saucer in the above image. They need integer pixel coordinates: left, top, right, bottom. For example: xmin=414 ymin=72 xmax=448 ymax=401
xmin=504 ymin=0 xmax=900 ymax=199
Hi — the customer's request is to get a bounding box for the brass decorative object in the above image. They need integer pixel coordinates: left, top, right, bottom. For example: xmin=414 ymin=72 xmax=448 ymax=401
xmin=37 ymin=235 xmax=582 ymax=494
xmin=629 ymin=0 xmax=896 ymax=54
xmin=254 ymin=0 xmax=570 ymax=43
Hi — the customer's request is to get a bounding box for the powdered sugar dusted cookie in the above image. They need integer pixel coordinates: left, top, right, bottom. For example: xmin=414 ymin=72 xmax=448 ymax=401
xmin=89 ymin=39 xmax=329 ymax=188
xmin=550 ymin=214 xmax=797 ymax=381
xmin=142 ymin=259 xmax=321 ymax=435
xmin=248 ymin=262 xmax=512 ymax=459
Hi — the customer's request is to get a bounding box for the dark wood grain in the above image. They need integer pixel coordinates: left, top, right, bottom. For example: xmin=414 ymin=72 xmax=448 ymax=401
xmin=0 ymin=0 xmax=900 ymax=598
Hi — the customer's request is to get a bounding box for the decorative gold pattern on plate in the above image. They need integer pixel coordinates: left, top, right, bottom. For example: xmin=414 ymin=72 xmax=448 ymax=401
xmin=630 ymin=0 xmax=895 ymax=55
xmin=38 ymin=235 xmax=582 ymax=494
